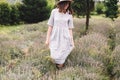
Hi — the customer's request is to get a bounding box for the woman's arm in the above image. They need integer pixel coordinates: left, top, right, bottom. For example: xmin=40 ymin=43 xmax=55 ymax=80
xmin=69 ymin=29 xmax=74 ymax=47
xmin=45 ymin=26 xmax=53 ymax=47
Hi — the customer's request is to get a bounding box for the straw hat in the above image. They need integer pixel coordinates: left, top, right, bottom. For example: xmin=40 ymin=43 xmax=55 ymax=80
xmin=57 ymin=0 xmax=72 ymax=5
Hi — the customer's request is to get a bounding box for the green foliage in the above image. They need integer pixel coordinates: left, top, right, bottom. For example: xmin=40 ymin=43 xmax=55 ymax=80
xmin=0 ymin=2 xmax=11 ymax=25
xmin=72 ymin=0 xmax=94 ymax=17
xmin=0 ymin=0 xmax=51 ymax=25
xmin=0 ymin=2 xmax=21 ymax=25
xmin=20 ymin=0 xmax=50 ymax=23
xmin=72 ymin=0 xmax=86 ymax=17
xmin=105 ymin=0 xmax=119 ymax=21
xmin=47 ymin=0 xmax=55 ymax=9
xmin=10 ymin=4 xmax=21 ymax=25
xmin=96 ymin=2 xmax=105 ymax=14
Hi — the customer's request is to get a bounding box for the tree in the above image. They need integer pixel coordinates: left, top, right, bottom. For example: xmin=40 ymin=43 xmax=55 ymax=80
xmin=47 ymin=0 xmax=55 ymax=9
xmin=72 ymin=0 xmax=94 ymax=34
xmin=105 ymin=0 xmax=119 ymax=21
xmin=72 ymin=0 xmax=86 ymax=17
xmin=104 ymin=0 xmax=119 ymax=51
xmin=20 ymin=0 xmax=50 ymax=23
xmin=10 ymin=4 xmax=21 ymax=25
xmin=0 ymin=2 xmax=11 ymax=25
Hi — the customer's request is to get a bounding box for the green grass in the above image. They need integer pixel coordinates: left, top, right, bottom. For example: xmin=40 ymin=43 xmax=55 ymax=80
xmin=0 ymin=25 xmax=22 ymax=34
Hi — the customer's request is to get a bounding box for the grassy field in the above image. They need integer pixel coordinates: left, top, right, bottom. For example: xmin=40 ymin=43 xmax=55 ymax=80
xmin=0 ymin=16 xmax=120 ymax=80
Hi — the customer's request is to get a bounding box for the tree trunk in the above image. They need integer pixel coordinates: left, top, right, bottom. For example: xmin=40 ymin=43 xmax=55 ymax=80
xmin=85 ymin=0 xmax=90 ymax=34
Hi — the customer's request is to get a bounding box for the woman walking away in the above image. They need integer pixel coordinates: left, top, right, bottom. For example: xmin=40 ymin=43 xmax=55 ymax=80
xmin=45 ymin=0 xmax=74 ymax=69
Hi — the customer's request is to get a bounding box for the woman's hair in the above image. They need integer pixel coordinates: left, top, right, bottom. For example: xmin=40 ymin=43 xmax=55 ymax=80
xmin=57 ymin=1 xmax=73 ymax=14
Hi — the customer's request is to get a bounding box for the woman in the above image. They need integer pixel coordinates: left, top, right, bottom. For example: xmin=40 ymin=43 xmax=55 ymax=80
xmin=45 ymin=0 xmax=74 ymax=69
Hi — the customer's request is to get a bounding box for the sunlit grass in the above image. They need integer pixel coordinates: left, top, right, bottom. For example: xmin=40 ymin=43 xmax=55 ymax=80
xmin=0 ymin=25 xmax=21 ymax=34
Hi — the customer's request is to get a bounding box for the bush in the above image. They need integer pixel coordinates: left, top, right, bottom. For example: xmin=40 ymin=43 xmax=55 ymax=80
xmin=47 ymin=0 xmax=55 ymax=9
xmin=52 ymin=67 xmax=109 ymax=80
xmin=10 ymin=4 xmax=21 ymax=25
xmin=0 ymin=2 xmax=11 ymax=25
xmin=72 ymin=0 xmax=94 ymax=17
xmin=115 ymin=19 xmax=120 ymax=33
xmin=19 ymin=0 xmax=50 ymax=23
xmin=105 ymin=0 xmax=119 ymax=20
xmin=95 ymin=2 xmax=105 ymax=14
xmin=73 ymin=18 xmax=86 ymax=38
xmin=115 ymin=32 xmax=120 ymax=46
xmin=0 ymin=40 xmax=24 ymax=66
xmin=115 ymin=19 xmax=120 ymax=46
xmin=89 ymin=18 xmax=112 ymax=38
xmin=0 ymin=2 xmax=21 ymax=25
xmin=68 ymin=33 xmax=109 ymax=66
xmin=112 ymin=45 xmax=120 ymax=79
xmin=0 ymin=0 xmax=51 ymax=25
xmin=0 ymin=60 xmax=42 ymax=80
xmin=65 ymin=33 xmax=110 ymax=79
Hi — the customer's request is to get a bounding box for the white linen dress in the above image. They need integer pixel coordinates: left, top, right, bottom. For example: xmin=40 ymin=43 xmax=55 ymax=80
xmin=47 ymin=8 xmax=74 ymax=64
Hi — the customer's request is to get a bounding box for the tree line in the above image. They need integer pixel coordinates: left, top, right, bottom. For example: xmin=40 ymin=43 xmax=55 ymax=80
xmin=0 ymin=0 xmax=119 ymax=25
xmin=0 ymin=0 xmax=50 ymax=25
xmin=72 ymin=0 xmax=119 ymax=34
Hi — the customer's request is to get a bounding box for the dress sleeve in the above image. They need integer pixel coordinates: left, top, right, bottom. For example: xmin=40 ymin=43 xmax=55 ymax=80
xmin=47 ymin=9 xmax=54 ymax=27
xmin=68 ymin=15 xmax=74 ymax=29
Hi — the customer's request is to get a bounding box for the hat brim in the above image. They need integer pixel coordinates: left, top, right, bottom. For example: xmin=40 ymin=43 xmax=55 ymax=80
xmin=57 ymin=0 xmax=72 ymax=5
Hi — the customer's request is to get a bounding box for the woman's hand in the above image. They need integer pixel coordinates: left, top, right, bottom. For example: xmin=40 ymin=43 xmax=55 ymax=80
xmin=71 ymin=39 xmax=75 ymax=48
xmin=45 ymin=40 xmax=49 ymax=47
xmin=69 ymin=29 xmax=74 ymax=48
xmin=45 ymin=26 xmax=53 ymax=48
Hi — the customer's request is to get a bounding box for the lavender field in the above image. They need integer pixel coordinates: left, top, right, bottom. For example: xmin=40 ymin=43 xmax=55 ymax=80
xmin=0 ymin=16 xmax=120 ymax=80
